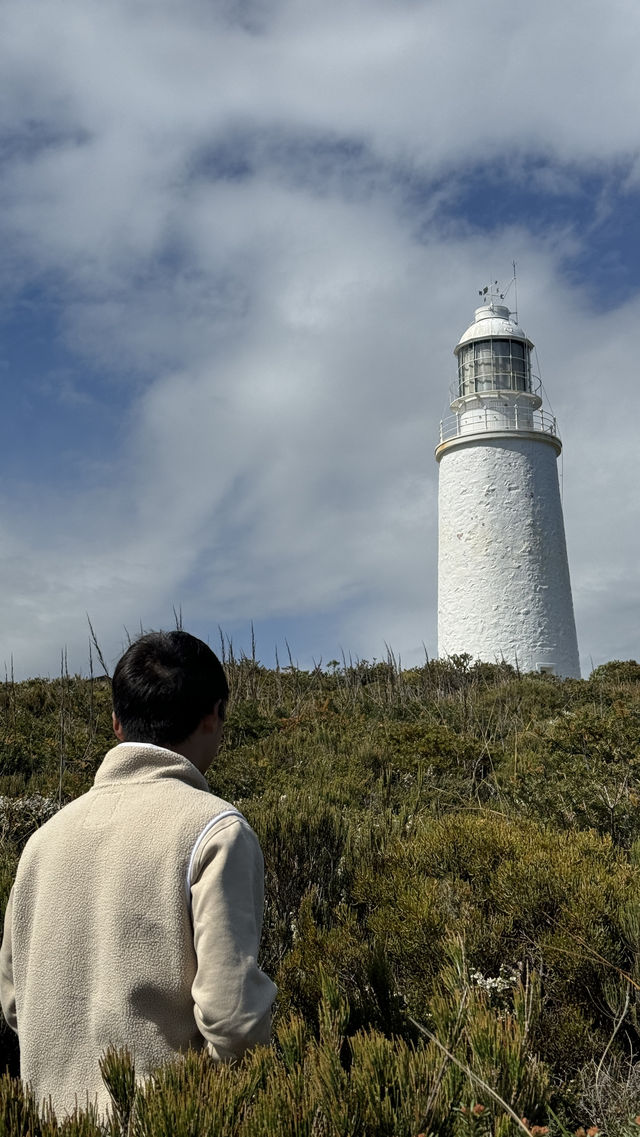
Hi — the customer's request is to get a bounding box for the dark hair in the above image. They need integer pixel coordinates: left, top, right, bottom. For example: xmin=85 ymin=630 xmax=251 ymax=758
xmin=112 ymin=630 xmax=229 ymax=747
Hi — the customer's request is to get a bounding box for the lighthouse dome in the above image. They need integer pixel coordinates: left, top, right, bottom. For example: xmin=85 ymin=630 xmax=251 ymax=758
xmin=454 ymin=304 xmax=533 ymax=355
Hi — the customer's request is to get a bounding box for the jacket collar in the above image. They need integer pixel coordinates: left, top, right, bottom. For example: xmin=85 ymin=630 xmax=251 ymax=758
xmin=93 ymin=742 xmax=210 ymax=792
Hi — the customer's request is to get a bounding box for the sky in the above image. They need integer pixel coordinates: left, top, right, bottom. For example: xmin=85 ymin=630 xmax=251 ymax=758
xmin=0 ymin=0 xmax=639 ymax=679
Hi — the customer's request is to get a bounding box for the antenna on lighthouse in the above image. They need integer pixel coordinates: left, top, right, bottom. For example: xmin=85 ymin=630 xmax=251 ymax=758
xmin=497 ymin=263 xmax=519 ymax=321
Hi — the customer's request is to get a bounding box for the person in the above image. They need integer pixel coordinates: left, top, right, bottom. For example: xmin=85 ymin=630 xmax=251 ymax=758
xmin=0 ymin=630 xmax=276 ymax=1117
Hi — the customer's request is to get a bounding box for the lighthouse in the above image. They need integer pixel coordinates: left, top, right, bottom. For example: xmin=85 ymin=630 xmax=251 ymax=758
xmin=436 ymin=287 xmax=580 ymax=678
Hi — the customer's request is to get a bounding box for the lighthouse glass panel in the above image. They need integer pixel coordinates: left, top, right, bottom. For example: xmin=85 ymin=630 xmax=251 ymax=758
xmin=457 ymin=339 xmax=531 ymax=395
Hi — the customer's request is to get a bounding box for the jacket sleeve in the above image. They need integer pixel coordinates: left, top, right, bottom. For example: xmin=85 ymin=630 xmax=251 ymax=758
xmin=0 ymin=887 xmax=18 ymax=1034
xmin=189 ymin=817 xmax=277 ymax=1061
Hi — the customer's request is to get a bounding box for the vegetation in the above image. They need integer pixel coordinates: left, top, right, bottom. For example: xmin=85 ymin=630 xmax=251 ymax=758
xmin=2 ymin=651 xmax=640 ymax=1134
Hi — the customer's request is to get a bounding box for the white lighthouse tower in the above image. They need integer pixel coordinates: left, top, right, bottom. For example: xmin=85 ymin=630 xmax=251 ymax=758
xmin=436 ymin=286 xmax=580 ymax=678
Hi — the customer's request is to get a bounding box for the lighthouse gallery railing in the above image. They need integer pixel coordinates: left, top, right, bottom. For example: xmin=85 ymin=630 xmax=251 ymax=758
xmin=438 ymin=406 xmax=559 ymax=445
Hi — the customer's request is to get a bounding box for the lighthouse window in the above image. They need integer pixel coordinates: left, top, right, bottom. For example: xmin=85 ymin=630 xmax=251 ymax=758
xmin=474 ymin=341 xmax=494 ymax=390
xmin=458 ymin=342 xmax=492 ymax=393
xmin=507 ymin=341 xmax=529 ymax=391
xmin=457 ymin=339 xmax=530 ymax=395
xmin=493 ymin=340 xmax=513 ymax=388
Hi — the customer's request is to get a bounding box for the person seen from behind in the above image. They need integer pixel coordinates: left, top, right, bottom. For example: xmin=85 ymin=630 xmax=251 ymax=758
xmin=0 ymin=630 xmax=276 ymax=1117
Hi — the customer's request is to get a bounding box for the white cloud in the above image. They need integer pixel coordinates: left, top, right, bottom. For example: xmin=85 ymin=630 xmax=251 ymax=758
xmin=0 ymin=0 xmax=639 ymax=677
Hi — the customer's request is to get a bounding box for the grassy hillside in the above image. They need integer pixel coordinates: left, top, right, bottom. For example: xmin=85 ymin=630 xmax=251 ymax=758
xmin=1 ymin=654 xmax=640 ymax=1135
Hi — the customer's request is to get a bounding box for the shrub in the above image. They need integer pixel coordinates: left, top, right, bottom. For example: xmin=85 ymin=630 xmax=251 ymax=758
xmin=589 ymin=660 xmax=640 ymax=685
xmin=2 ymin=659 xmax=640 ymax=1128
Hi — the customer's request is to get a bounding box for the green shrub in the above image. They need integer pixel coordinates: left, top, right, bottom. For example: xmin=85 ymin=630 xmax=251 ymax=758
xmin=350 ymin=813 xmax=639 ymax=1073
xmin=87 ymin=982 xmax=552 ymax=1137
xmin=245 ymin=792 xmax=351 ymax=975
xmin=589 ymin=660 xmax=640 ymax=685
xmin=2 ymin=660 xmax=640 ymax=1128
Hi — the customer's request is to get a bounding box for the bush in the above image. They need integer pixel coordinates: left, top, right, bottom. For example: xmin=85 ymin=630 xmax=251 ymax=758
xmin=2 ymin=660 xmax=640 ymax=1129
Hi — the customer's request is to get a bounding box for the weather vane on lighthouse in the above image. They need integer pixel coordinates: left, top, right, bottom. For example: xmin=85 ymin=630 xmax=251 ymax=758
xmin=435 ymin=278 xmax=580 ymax=677
xmin=478 ymin=281 xmax=503 ymax=301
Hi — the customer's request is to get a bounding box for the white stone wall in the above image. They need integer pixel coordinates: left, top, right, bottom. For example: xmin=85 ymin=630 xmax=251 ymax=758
xmin=438 ymin=436 xmax=580 ymax=677
xmin=457 ymin=401 xmax=535 ymax=434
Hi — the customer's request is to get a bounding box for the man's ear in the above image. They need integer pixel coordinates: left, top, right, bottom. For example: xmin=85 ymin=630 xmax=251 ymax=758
xmin=112 ymin=711 xmax=126 ymax=741
xmin=201 ymin=700 xmax=224 ymax=734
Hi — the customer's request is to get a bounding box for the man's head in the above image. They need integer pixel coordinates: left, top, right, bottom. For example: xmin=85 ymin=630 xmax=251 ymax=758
xmin=111 ymin=631 xmax=229 ymax=755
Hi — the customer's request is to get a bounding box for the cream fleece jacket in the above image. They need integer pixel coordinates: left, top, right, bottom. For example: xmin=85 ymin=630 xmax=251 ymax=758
xmin=0 ymin=743 xmax=276 ymax=1117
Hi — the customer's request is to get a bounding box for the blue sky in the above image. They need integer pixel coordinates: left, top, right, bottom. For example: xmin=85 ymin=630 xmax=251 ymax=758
xmin=0 ymin=0 xmax=639 ymax=678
